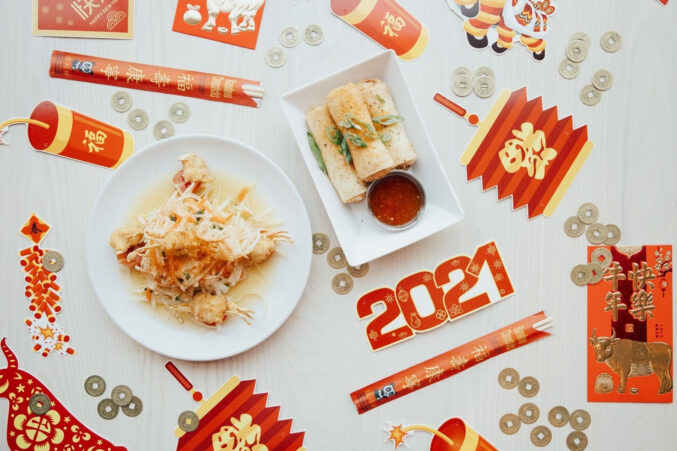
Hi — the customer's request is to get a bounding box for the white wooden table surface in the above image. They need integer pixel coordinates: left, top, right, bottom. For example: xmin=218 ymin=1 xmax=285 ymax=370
xmin=1 ymin=1 xmax=676 ymax=450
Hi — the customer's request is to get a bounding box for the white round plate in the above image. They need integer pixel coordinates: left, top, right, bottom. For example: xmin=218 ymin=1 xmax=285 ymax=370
xmin=86 ymin=135 xmax=312 ymax=361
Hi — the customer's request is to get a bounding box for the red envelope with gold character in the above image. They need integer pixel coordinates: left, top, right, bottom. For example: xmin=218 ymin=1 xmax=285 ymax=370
xmin=33 ymin=0 xmax=133 ymax=38
xmin=587 ymin=245 xmax=673 ymax=403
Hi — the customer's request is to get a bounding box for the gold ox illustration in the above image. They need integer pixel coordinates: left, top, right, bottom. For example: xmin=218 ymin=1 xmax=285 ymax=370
xmin=589 ymin=328 xmax=673 ymax=395
xmin=498 ymin=122 xmax=557 ymax=180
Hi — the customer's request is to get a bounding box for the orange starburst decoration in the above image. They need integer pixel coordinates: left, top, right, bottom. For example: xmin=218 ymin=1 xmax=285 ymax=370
xmin=386 ymin=423 xmax=410 ymax=449
xmin=20 ymin=213 xmax=51 ymax=244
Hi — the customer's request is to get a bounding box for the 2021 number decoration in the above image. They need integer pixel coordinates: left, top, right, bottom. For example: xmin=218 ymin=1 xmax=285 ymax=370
xmin=356 ymin=241 xmax=515 ymax=351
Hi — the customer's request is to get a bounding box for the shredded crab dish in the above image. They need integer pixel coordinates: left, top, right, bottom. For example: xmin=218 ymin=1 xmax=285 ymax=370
xmin=109 ymin=153 xmax=291 ymax=327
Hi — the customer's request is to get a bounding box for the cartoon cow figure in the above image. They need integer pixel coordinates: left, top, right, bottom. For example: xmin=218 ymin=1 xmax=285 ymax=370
xmin=589 ymin=329 xmax=673 ymax=395
xmin=452 ymin=0 xmax=556 ymax=61
xmin=0 ymin=338 xmax=127 ymax=451
xmin=202 ymin=0 xmax=265 ymax=34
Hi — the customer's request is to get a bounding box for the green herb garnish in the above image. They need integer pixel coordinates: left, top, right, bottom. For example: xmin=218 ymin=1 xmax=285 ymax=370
xmin=307 ymin=131 xmax=327 ymax=173
xmin=344 ymin=132 xmax=367 ymax=148
xmin=326 ymin=126 xmax=342 ymax=146
xmin=340 ymin=137 xmax=352 ymax=163
xmin=372 ymin=115 xmax=404 ymax=126
xmin=376 ymin=94 xmax=386 ymax=104
xmin=338 ymin=113 xmax=362 ymax=131
xmin=380 ymin=132 xmax=392 ymax=143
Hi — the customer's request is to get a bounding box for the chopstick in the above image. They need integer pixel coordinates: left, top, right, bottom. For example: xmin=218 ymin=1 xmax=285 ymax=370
xmin=243 ymin=84 xmax=265 ymax=99
xmin=533 ymin=317 xmax=554 ymax=332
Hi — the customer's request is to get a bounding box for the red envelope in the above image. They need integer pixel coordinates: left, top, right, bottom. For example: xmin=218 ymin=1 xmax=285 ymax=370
xmin=33 ymin=0 xmax=133 ymax=38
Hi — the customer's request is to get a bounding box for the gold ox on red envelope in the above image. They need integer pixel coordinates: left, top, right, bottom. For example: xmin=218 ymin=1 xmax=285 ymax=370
xmin=33 ymin=0 xmax=133 ymax=39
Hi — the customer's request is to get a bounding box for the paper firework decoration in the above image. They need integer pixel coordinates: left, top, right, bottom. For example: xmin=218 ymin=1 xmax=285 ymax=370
xmin=385 ymin=417 xmax=497 ymax=450
xmin=435 ymin=88 xmax=593 ymax=219
xmin=166 ymin=362 xmax=305 ymax=451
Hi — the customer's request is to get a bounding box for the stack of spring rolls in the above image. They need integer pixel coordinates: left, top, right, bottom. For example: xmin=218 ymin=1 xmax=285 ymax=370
xmin=306 ymin=79 xmax=418 ymax=204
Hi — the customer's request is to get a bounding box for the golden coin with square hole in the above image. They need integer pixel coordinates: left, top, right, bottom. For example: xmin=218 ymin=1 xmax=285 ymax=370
xmin=570 ymin=409 xmax=591 ymax=430
xmin=475 ymin=66 xmax=495 ymax=80
xmin=111 ymin=91 xmax=132 ymax=113
xmin=531 ymin=425 xmax=552 ymax=447
xmin=474 ymin=76 xmax=495 ymax=99
xmin=570 ymin=32 xmax=591 ymax=49
xmin=85 ymin=375 xmax=106 ymax=397
xmin=153 ymin=121 xmax=175 ymax=140
xmin=29 ymin=393 xmax=51 ymax=415
xmin=332 ymin=273 xmax=353 ymax=295
xmin=567 ymin=431 xmax=589 ymax=451
xmin=452 ymin=74 xmax=474 ymax=97
xmin=179 ymin=411 xmax=200 ymax=432
xmin=312 ymin=233 xmax=330 ymax=254
xmin=266 ymin=47 xmax=287 ymax=68
xmin=111 ymin=385 xmax=133 ymax=407
xmin=564 ymin=216 xmax=586 ymax=238
xmin=169 ymin=102 xmax=191 ymax=123
xmin=589 ymin=262 xmax=604 ymax=284
xmin=559 ymin=59 xmax=580 ymax=80
xmin=122 ymin=396 xmax=143 ymax=417
xmin=577 ymin=203 xmax=599 ymax=224
xmin=601 ymin=31 xmax=622 ymax=53
xmin=518 ymin=376 xmax=540 ymax=398
xmin=548 ymin=406 xmax=570 ymax=427
xmin=327 ymin=247 xmax=347 ymax=269
xmin=128 ymin=109 xmax=149 ymax=130
xmin=591 ymin=247 xmax=612 ymax=268
xmin=519 ymin=403 xmax=540 ymax=424
xmin=499 ymin=413 xmax=521 ymax=435
xmin=566 ymin=41 xmax=588 ymax=62
xmin=586 ymin=223 xmax=608 ymax=245
xmin=592 ymin=69 xmax=613 ymax=91
xmin=98 ymin=398 xmax=119 ymax=420
xmin=347 ymin=263 xmax=369 ymax=278
xmin=304 ymin=24 xmax=324 ymax=45
xmin=498 ymin=368 xmax=520 ymax=389
xmin=571 ymin=264 xmax=592 ymax=286
xmin=280 ymin=26 xmax=300 ymax=47
xmin=604 ymin=224 xmax=621 ymax=245
xmin=42 ymin=251 xmax=64 ymax=272
xmin=580 ymin=85 xmax=602 ymax=106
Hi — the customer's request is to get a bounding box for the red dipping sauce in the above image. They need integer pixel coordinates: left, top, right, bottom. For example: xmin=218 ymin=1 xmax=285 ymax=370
xmin=368 ymin=172 xmax=424 ymax=228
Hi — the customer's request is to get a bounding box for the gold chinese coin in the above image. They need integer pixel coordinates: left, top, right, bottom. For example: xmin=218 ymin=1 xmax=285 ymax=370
xmin=548 ymin=405 xmax=570 ymax=427
xmin=518 ymin=376 xmax=540 ymax=398
xmin=564 ymin=216 xmax=586 ymax=238
xmin=280 ymin=26 xmax=300 ymax=48
xmin=567 ymin=431 xmax=589 ymax=451
xmin=498 ymin=368 xmax=520 ymax=389
xmin=312 ymin=233 xmax=330 ymax=254
xmin=154 ymin=121 xmax=175 ymax=140
xmin=499 ymin=413 xmax=521 ymax=435
xmin=332 ymin=273 xmax=354 ymax=295
xmin=518 ymin=403 xmax=540 ymax=424
xmin=179 ymin=410 xmax=200 ymax=432
xmin=559 ymin=59 xmax=580 ymax=80
xmin=475 ymin=66 xmax=495 ymax=81
xmin=122 ymin=396 xmax=143 ymax=417
xmin=566 ymin=40 xmax=588 ymax=62
xmin=570 ymin=409 xmax=591 ymax=431
xmin=588 ymin=262 xmax=604 ymax=284
xmin=327 ymin=247 xmax=347 ymax=269
xmin=577 ymin=203 xmax=599 ymax=224
xmin=111 ymin=385 xmax=133 ymax=407
xmin=98 ymin=398 xmax=119 ymax=420
xmin=111 ymin=91 xmax=132 ymax=113
xmin=586 ymin=223 xmax=608 ymax=245
xmin=265 ymin=47 xmax=287 ymax=68
xmin=580 ymin=85 xmax=602 ymax=106
xmin=474 ymin=76 xmax=495 ymax=99
xmin=601 ymin=31 xmax=622 ymax=53
xmin=42 ymin=250 xmax=64 ymax=272
xmin=304 ymin=24 xmax=324 ymax=46
xmin=592 ymin=69 xmax=613 ymax=91
xmin=128 ymin=109 xmax=149 ymax=131
xmin=169 ymin=102 xmax=191 ymax=123
xmin=453 ymin=66 xmax=472 ymax=78
xmin=570 ymin=32 xmax=591 ymax=49
xmin=591 ymin=247 xmax=612 ymax=268
xmin=571 ymin=264 xmax=592 ymax=286
xmin=530 ymin=425 xmax=552 ymax=447
xmin=452 ymin=74 xmax=474 ymax=97
xmin=84 ymin=375 xmax=107 ymax=397
xmin=347 ymin=263 xmax=369 ymax=278
xmin=29 ymin=393 xmax=51 ymax=415
xmin=604 ymin=224 xmax=622 ymax=245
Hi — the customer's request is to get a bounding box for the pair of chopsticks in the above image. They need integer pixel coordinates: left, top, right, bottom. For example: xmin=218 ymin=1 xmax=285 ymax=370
xmin=243 ymin=84 xmax=265 ymax=99
xmin=534 ymin=316 xmax=554 ymax=332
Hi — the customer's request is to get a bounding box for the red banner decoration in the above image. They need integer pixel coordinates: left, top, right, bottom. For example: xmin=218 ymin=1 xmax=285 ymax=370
xmin=587 ymin=245 xmax=673 ymax=403
xmin=33 ymin=0 xmax=133 ymax=39
xmin=0 ymin=339 xmax=126 ymax=451
xmin=458 ymin=87 xmax=593 ymax=218
xmin=167 ymin=363 xmax=305 ymax=451
xmin=357 ymin=241 xmax=515 ymax=351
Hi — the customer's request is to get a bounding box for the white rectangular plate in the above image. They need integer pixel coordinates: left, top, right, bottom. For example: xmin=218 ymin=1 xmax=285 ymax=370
xmin=281 ymin=50 xmax=464 ymax=266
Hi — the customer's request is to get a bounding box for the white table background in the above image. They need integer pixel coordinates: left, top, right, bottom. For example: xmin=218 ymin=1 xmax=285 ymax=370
xmin=1 ymin=1 xmax=676 ymax=450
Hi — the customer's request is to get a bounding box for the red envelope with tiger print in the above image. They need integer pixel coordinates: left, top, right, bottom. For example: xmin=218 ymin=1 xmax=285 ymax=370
xmin=587 ymin=245 xmax=673 ymax=403
xmin=33 ymin=0 xmax=133 ymax=38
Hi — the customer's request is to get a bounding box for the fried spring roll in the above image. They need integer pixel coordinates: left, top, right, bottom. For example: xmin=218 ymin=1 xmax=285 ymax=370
xmin=326 ymin=83 xmax=395 ymax=182
xmin=306 ymin=106 xmax=367 ymax=203
xmin=358 ymin=78 xmax=418 ymax=168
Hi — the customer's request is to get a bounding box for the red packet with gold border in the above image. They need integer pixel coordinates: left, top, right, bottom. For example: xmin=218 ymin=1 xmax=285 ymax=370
xmin=172 ymin=0 xmax=265 ymax=50
xmin=33 ymin=0 xmax=133 ymax=39
xmin=587 ymin=245 xmax=673 ymax=403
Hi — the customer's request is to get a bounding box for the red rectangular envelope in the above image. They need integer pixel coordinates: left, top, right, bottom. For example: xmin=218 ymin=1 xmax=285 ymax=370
xmin=33 ymin=0 xmax=134 ymax=38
